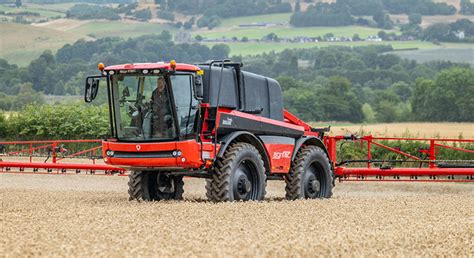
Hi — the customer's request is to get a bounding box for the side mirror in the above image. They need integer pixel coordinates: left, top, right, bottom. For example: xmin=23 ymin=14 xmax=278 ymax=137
xmin=85 ymin=76 xmax=101 ymax=103
xmin=194 ymin=75 xmax=203 ymax=100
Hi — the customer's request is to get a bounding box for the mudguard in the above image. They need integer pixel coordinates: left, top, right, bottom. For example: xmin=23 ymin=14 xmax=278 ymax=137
xmin=292 ymin=136 xmax=330 ymax=161
xmin=216 ymin=131 xmax=270 ymax=172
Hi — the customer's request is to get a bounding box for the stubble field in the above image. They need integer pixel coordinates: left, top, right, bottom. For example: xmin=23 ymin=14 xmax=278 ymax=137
xmin=326 ymin=122 xmax=474 ymax=138
xmin=1 ymin=173 xmax=473 ymax=256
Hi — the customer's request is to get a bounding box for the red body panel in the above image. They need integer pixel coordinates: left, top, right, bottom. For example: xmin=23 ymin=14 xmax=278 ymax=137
xmin=103 ymin=141 xmax=178 ymax=168
xmin=103 ymin=140 xmax=217 ymax=170
xmin=217 ymin=109 xmax=305 ymax=133
xmin=264 ymin=143 xmax=294 ymax=173
xmin=175 ymin=140 xmax=217 ymax=168
xmin=214 ymin=108 xmax=304 ymax=173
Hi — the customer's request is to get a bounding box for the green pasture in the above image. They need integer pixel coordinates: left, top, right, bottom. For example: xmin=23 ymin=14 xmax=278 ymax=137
xmin=0 ymin=22 xmax=82 ymax=66
xmin=70 ymin=21 xmax=176 ymax=38
xmin=204 ymin=41 xmax=442 ymax=56
xmin=195 ymin=26 xmax=398 ymax=40
xmin=26 ymin=3 xmax=77 ymax=13
xmin=393 ymin=47 xmax=474 ymax=66
xmin=219 ymin=13 xmax=292 ymax=27
xmin=0 ymin=4 xmax=64 ymax=18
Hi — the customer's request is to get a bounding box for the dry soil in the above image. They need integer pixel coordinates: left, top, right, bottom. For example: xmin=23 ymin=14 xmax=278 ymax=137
xmin=1 ymin=173 xmax=473 ymax=257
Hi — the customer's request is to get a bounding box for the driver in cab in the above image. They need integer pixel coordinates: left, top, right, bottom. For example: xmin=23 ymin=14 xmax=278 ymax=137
xmin=151 ymin=77 xmax=173 ymax=138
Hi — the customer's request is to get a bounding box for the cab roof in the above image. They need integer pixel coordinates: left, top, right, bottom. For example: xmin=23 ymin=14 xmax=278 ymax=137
xmin=104 ymin=62 xmax=200 ymax=72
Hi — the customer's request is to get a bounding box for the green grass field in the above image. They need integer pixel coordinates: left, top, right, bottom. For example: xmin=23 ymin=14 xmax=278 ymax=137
xmin=26 ymin=3 xmax=78 ymax=13
xmin=196 ymin=26 xmax=397 ymax=40
xmin=393 ymin=48 xmax=474 ymax=66
xmin=0 ymin=22 xmax=83 ymax=66
xmin=203 ymin=41 xmax=449 ymax=56
xmin=0 ymin=5 xmax=65 ymax=19
xmin=219 ymin=13 xmax=292 ymax=27
xmin=70 ymin=21 xmax=176 ymax=38
xmin=0 ymin=20 xmax=175 ymax=66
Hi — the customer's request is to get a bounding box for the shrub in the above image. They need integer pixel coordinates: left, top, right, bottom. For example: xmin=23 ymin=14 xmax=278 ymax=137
xmin=6 ymin=104 xmax=109 ymax=140
xmin=157 ymin=10 xmax=174 ymax=21
xmin=67 ymin=4 xmax=120 ymax=21
xmin=134 ymin=8 xmax=152 ymax=21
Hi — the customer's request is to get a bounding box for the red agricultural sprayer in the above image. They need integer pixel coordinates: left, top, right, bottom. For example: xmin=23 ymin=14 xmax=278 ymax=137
xmin=1 ymin=60 xmax=472 ymax=201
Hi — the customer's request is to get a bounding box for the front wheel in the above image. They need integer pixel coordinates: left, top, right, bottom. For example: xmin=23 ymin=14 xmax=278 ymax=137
xmin=285 ymin=146 xmax=333 ymax=200
xmin=206 ymin=142 xmax=266 ymax=202
xmin=128 ymin=171 xmax=184 ymax=201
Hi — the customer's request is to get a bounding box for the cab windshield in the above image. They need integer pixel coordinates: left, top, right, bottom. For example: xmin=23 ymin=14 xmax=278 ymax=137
xmin=111 ymin=73 xmax=197 ymax=141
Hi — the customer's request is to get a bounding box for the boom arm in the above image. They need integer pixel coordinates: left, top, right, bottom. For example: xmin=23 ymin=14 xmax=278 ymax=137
xmin=283 ymin=109 xmax=330 ymax=137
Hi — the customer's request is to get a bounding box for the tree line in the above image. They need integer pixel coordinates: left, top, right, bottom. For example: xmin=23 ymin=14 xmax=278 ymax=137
xmin=461 ymin=0 xmax=474 ymax=14
xmin=422 ymin=19 xmax=474 ymax=43
xmin=156 ymin=0 xmax=292 ymax=17
xmin=66 ymin=3 xmax=150 ymax=21
xmin=155 ymin=0 xmax=292 ymax=30
xmin=0 ymin=33 xmax=472 ymax=123
xmin=237 ymin=46 xmax=473 ymax=123
xmin=66 ymin=4 xmax=121 ymax=20
xmin=290 ymin=0 xmax=457 ymax=27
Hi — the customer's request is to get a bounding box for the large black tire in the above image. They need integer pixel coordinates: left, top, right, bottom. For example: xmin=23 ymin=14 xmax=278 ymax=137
xmin=285 ymin=145 xmax=333 ymax=200
xmin=206 ymin=142 xmax=266 ymax=202
xmin=128 ymin=171 xmax=184 ymax=201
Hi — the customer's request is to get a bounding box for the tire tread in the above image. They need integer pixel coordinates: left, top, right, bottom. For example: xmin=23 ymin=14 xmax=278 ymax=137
xmin=206 ymin=142 xmax=266 ymax=202
xmin=285 ymin=145 xmax=333 ymax=200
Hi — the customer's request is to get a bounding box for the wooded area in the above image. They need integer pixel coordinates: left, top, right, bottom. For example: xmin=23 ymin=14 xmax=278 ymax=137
xmin=0 ymin=33 xmax=472 ymax=129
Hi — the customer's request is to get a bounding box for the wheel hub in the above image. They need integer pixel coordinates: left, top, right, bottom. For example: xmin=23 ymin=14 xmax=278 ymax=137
xmin=310 ymin=179 xmax=320 ymax=193
xmin=157 ymin=174 xmax=174 ymax=193
xmin=237 ymin=175 xmax=251 ymax=194
xmin=233 ymin=160 xmax=257 ymax=201
xmin=304 ymin=166 xmax=322 ymax=198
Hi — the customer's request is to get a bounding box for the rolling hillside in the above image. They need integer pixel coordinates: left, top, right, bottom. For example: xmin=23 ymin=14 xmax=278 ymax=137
xmin=0 ymin=0 xmax=473 ymax=66
xmin=0 ymin=23 xmax=85 ymax=66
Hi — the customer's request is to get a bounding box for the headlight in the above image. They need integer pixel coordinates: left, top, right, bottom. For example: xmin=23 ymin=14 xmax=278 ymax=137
xmin=106 ymin=150 xmax=114 ymax=157
xmin=172 ymin=150 xmax=182 ymax=157
xmin=202 ymin=151 xmax=212 ymax=159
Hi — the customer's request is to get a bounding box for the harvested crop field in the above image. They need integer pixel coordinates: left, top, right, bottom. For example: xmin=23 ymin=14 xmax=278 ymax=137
xmin=326 ymin=122 xmax=474 ymax=138
xmin=1 ymin=173 xmax=473 ymax=257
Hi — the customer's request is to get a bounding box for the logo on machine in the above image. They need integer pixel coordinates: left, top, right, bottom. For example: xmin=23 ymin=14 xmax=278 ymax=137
xmin=136 ymin=145 xmax=141 ymax=151
xmin=272 ymin=151 xmax=291 ymax=160
xmin=222 ymin=117 xmax=233 ymax=126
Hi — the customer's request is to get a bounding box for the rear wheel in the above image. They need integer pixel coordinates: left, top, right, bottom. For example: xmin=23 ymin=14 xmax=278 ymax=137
xmin=128 ymin=171 xmax=184 ymax=201
xmin=285 ymin=145 xmax=333 ymax=200
xmin=206 ymin=142 xmax=266 ymax=202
